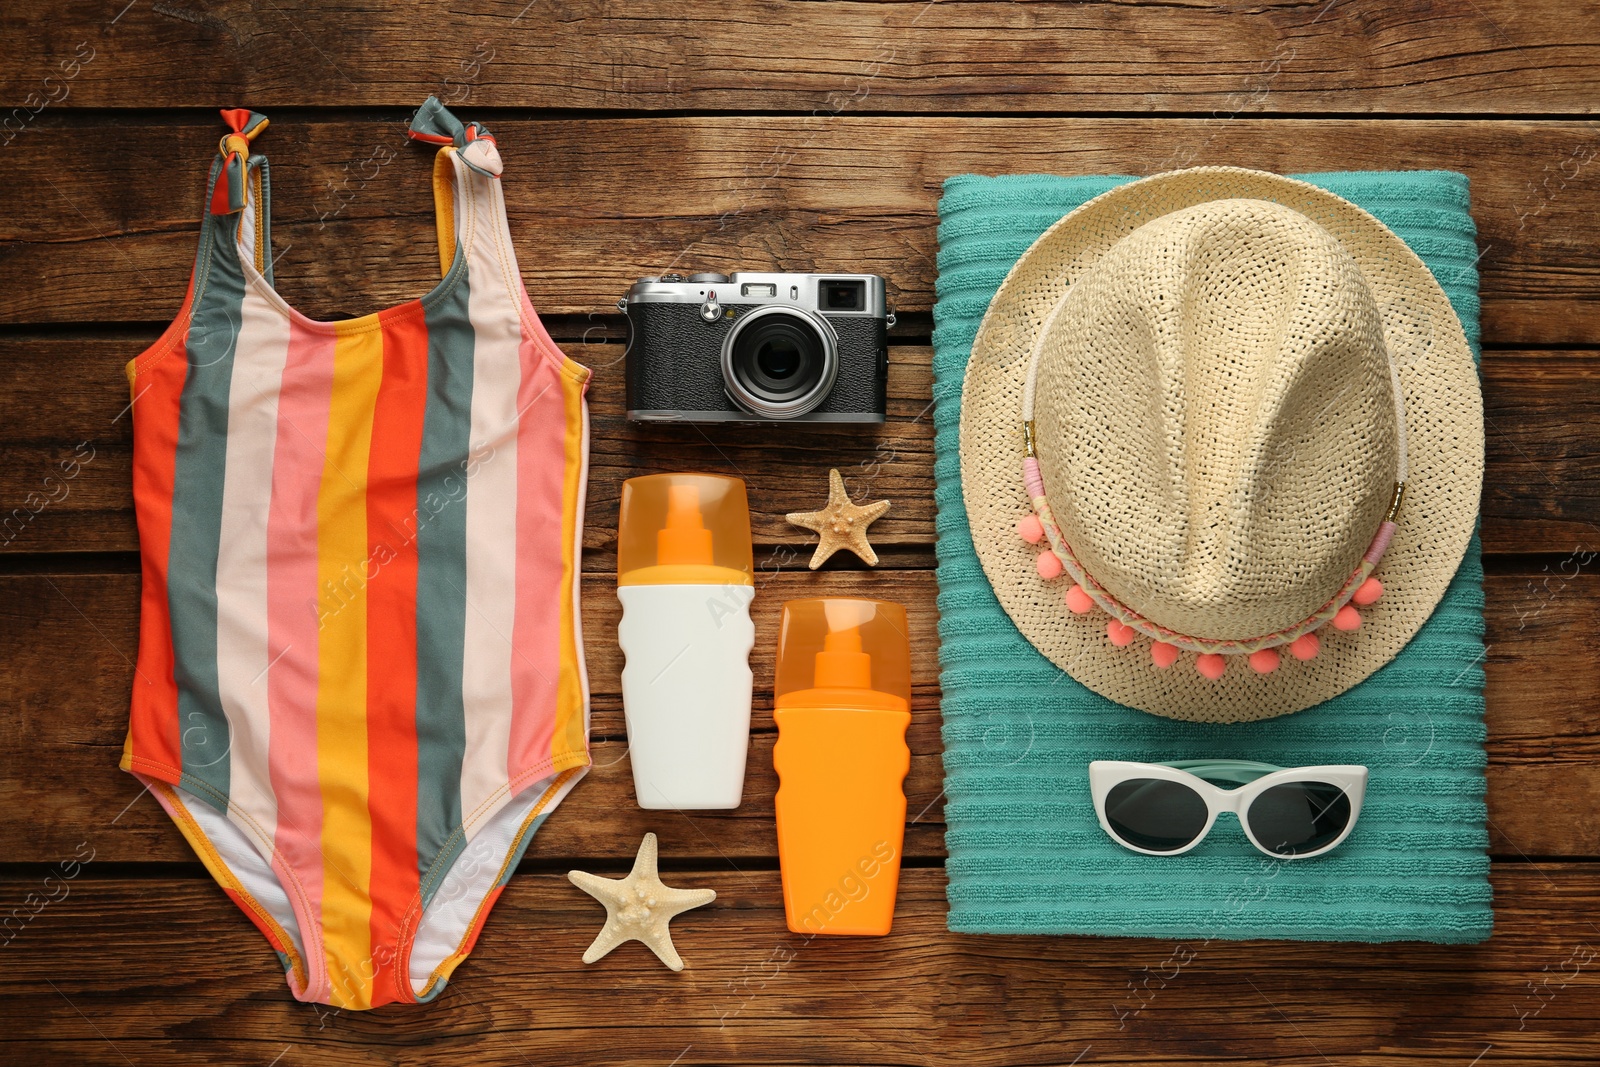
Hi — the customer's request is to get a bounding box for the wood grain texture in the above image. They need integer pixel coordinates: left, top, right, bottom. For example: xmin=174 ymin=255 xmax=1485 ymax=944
xmin=1 ymin=867 xmax=1596 ymax=1065
xmin=2 ymin=118 xmax=1599 ymax=343
xmin=1 ymin=340 xmax=1596 ymax=556
xmin=3 ymin=567 xmax=1596 ymax=866
xmin=3 ymin=2 xmax=1596 ymax=1058
xmin=4 ymin=0 xmax=1599 ymax=114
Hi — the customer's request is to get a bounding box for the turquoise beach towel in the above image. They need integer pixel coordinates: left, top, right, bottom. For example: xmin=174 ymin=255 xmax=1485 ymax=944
xmin=933 ymin=172 xmax=1491 ymax=943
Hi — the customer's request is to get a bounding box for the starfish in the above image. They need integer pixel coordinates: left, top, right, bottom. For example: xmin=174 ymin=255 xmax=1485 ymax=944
xmin=786 ymin=468 xmax=892 ymax=569
xmin=568 ymin=833 xmax=716 ymax=972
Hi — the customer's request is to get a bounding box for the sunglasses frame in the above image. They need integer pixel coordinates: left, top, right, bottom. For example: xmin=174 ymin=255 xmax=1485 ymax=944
xmin=1088 ymin=760 xmax=1369 ymax=859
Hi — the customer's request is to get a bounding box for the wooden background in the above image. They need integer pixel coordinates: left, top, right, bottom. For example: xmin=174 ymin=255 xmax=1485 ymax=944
xmin=2 ymin=1 xmax=1599 ymax=1063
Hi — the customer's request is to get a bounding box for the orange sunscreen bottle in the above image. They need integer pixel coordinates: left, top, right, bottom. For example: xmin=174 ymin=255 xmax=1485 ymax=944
xmin=772 ymin=598 xmax=912 ymax=935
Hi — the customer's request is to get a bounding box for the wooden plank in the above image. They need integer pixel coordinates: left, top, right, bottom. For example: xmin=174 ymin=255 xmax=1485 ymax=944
xmin=3 ymin=568 xmax=1597 ymax=865
xmin=1 ymin=118 xmax=1599 ymax=343
xmin=5 ymin=0 xmax=1598 ymax=114
xmin=1483 ymin=351 xmax=1600 ymax=555
xmin=1 ymin=340 xmax=1594 ymax=556
xmin=0 ymin=866 xmax=1595 ymax=1065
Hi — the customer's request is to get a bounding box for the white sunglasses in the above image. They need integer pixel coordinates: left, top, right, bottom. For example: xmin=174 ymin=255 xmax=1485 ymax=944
xmin=1089 ymin=760 xmax=1368 ymax=859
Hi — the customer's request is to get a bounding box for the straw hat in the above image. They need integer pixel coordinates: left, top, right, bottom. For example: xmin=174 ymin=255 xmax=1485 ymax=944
xmin=960 ymin=167 xmax=1483 ymax=722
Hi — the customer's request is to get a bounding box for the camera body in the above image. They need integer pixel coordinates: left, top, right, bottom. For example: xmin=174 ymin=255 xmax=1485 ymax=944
xmin=622 ymin=272 xmax=890 ymax=423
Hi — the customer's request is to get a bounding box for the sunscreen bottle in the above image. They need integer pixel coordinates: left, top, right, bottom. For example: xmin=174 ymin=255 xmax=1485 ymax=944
xmin=772 ymin=598 xmax=912 ymax=935
xmin=616 ymin=473 xmax=755 ymax=810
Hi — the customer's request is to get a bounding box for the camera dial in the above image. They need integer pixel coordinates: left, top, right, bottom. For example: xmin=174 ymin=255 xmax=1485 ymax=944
xmin=689 ymin=272 xmax=729 ymax=283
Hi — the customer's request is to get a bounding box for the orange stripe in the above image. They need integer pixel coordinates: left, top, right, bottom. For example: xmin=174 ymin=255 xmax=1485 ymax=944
xmin=364 ymin=304 xmax=430 ymax=1006
xmin=122 ymin=284 xmax=194 ymax=776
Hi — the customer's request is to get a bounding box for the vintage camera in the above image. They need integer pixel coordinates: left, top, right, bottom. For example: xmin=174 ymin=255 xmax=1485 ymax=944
xmin=620 ymin=272 xmax=892 ymax=422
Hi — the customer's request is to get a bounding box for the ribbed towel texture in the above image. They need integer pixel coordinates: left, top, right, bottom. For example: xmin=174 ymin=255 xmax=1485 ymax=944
xmin=933 ymin=172 xmax=1491 ymax=942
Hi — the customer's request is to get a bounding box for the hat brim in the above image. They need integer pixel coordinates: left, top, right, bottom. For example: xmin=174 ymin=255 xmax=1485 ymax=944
xmin=959 ymin=167 xmax=1484 ymax=722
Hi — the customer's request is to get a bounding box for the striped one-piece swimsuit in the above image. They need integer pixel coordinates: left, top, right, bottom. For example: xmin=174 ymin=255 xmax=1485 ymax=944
xmin=121 ymin=99 xmax=592 ymax=1009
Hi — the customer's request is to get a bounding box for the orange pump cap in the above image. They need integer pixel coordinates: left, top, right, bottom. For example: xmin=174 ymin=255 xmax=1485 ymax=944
xmin=774 ymin=599 xmax=910 ymax=712
xmin=814 ymin=626 xmax=872 ymax=690
xmin=657 ymin=483 xmax=715 ymax=565
xmin=617 ymin=473 xmax=754 ymax=586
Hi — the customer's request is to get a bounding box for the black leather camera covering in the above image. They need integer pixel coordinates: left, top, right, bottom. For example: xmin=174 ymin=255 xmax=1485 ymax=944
xmin=624 ymin=302 xmax=887 ymax=418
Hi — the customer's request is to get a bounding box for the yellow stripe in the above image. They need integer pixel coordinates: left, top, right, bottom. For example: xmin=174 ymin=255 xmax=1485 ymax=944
xmin=249 ymin=166 xmax=266 ymax=272
xmin=314 ymin=328 xmax=384 ymax=1010
xmin=431 ymin=149 xmax=457 ymax=277
xmin=554 ymin=375 xmax=588 ymax=762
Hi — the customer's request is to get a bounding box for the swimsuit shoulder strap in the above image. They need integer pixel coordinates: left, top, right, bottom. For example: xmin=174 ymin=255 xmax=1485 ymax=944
xmin=191 ymin=107 xmax=274 ymax=301
xmin=406 ymin=97 xmax=525 ymax=299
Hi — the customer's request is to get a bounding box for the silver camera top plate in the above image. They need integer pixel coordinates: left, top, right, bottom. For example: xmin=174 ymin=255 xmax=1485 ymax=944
xmin=622 ymin=272 xmax=888 ymax=317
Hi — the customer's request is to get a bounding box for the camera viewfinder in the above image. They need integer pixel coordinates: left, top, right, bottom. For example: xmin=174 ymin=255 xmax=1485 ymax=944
xmin=821 ymin=280 xmax=865 ymax=311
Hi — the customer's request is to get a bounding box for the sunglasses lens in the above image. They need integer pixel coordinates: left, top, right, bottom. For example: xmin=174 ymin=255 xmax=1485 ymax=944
xmin=1103 ymin=778 xmax=1209 ymax=852
xmin=1246 ymin=782 xmax=1352 ymax=856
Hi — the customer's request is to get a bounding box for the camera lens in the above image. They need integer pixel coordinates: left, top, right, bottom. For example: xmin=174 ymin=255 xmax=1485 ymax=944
xmin=721 ymin=307 xmax=838 ymax=419
xmin=756 ymin=335 xmax=801 ymax=380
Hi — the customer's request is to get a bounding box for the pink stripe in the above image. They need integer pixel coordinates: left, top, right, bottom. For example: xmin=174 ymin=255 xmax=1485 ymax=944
xmin=1365 ymin=520 xmax=1398 ymax=564
xmin=507 ymin=336 xmax=569 ymax=778
xmin=264 ymin=319 xmax=336 ymax=1000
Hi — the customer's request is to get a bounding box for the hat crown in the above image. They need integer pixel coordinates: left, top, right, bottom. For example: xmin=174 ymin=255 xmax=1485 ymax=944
xmin=1033 ymin=198 xmax=1399 ymax=642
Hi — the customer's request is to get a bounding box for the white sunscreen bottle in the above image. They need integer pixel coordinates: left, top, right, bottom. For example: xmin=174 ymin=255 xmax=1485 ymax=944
xmin=616 ymin=473 xmax=755 ymax=809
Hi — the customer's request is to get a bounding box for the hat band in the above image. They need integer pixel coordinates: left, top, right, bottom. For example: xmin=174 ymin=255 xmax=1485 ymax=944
xmin=1024 ymin=453 xmax=1400 ymax=662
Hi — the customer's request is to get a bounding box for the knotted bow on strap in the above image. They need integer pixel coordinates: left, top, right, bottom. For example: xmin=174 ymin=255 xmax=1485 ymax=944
xmin=407 ymin=95 xmax=503 ymax=178
xmin=209 ymin=107 xmax=270 ymax=215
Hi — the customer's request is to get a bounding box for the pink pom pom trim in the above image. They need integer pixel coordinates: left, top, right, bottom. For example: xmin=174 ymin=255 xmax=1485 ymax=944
xmin=1020 ymin=458 xmax=1401 ymax=641
xmin=1150 ymin=642 xmax=1180 ymax=668
xmin=1017 ymin=482 xmax=1396 ymax=674
xmin=1249 ymin=648 xmax=1280 ymax=674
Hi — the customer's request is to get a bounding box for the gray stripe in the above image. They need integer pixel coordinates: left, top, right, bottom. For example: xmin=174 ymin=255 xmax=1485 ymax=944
xmin=413 ymin=261 xmax=474 ymax=892
xmin=167 ymin=160 xmax=247 ymax=811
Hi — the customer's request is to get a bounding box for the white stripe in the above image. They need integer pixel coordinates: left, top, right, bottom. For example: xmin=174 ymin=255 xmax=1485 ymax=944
xmin=237 ymin=196 xmax=257 ymax=271
xmin=214 ymin=282 xmax=291 ymax=859
xmin=457 ymin=156 xmax=521 ymax=828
